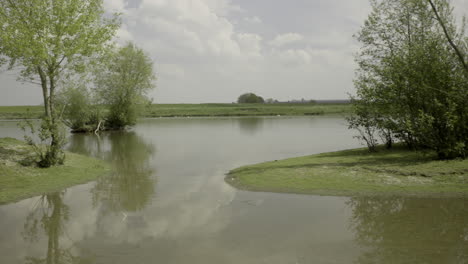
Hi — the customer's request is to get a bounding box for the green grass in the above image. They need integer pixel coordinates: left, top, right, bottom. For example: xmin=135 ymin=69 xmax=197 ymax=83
xmin=0 ymin=103 xmax=351 ymax=120
xmin=227 ymin=145 xmax=468 ymax=197
xmin=145 ymin=103 xmax=351 ymax=117
xmin=0 ymin=137 xmax=110 ymax=204
xmin=0 ymin=105 xmax=44 ymax=119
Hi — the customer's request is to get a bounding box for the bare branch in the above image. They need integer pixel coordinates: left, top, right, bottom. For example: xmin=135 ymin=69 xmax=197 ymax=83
xmin=427 ymin=0 xmax=468 ymax=73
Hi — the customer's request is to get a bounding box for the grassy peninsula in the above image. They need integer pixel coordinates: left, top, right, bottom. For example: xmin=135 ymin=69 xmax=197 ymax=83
xmin=0 ymin=103 xmax=351 ymax=120
xmin=227 ymin=146 xmax=468 ymax=197
xmin=0 ymin=138 xmax=109 ymax=204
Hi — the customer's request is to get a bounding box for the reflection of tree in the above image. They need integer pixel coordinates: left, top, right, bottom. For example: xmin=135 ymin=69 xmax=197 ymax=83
xmin=23 ymin=192 xmax=93 ymax=264
xmin=67 ymin=134 xmax=102 ymax=158
xmin=348 ymin=197 xmax=468 ymax=264
xmin=89 ymin=132 xmax=155 ymax=212
xmin=237 ymin=117 xmax=263 ymax=134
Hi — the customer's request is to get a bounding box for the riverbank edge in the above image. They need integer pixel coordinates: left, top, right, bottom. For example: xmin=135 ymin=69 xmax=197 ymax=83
xmin=0 ymin=138 xmax=110 ymax=205
xmin=226 ymin=146 xmax=468 ymax=197
xmin=0 ymin=103 xmax=351 ymax=120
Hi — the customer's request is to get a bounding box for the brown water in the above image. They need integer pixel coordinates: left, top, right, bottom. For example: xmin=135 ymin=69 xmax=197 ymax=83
xmin=0 ymin=117 xmax=467 ymax=264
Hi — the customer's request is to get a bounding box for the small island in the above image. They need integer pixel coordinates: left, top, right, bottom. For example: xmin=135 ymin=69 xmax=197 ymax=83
xmin=0 ymin=138 xmax=109 ymax=204
xmin=227 ymin=145 xmax=468 ymax=197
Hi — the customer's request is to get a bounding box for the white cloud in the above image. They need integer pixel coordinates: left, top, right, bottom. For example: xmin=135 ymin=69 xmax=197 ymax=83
xmin=269 ymin=33 xmax=305 ymax=47
xmin=235 ymin=33 xmax=262 ymax=58
xmin=103 ymin=0 xmax=125 ymax=11
xmin=0 ymin=0 xmax=385 ymax=105
xmin=277 ymin=49 xmax=311 ymax=66
xmin=243 ymin=16 xmax=262 ymax=24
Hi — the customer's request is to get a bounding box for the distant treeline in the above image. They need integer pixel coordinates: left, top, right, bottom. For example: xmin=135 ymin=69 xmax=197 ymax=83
xmin=273 ymin=99 xmax=350 ymax=104
xmin=237 ymin=92 xmax=350 ymax=104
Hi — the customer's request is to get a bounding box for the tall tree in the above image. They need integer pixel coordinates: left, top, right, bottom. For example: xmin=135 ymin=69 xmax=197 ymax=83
xmin=0 ymin=0 xmax=120 ymax=166
xmin=95 ymin=42 xmax=156 ymax=129
xmin=350 ymin=0 xmax=468 ymax=159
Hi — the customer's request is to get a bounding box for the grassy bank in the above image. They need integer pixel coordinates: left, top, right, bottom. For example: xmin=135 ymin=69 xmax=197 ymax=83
xmin=0 ymin=138 xmax=109 ymax=204
xmin=227 ymin=146 xmax=468 ymax=197
xmin=145 ymin=103 xmax=351 ymax=117
xmin=0 ymin=103 xmax=351 ymax=120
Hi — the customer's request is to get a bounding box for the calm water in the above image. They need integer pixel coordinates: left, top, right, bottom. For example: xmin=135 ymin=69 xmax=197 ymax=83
xmin=0 ymin=117 xmax=467 ymax=264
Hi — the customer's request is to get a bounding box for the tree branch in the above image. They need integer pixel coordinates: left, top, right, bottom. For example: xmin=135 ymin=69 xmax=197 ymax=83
xmin=427 ymin=0 xmax=468 ymax=73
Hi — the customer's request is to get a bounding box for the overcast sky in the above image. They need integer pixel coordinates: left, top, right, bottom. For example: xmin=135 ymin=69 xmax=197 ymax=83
xmin=0 ymin=0 xmax=467 ymax=105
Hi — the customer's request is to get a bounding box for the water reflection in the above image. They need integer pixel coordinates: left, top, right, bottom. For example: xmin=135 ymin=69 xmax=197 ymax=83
xmin=348 ymin=197 xmax=468 ymax=263
xmin=23 ymin=192 xmax=93 ymax=264
xmin=237 ymin=117 xmax=264 ymax=134
xmin=1 ymin=117 xmax=466 ymax=263
xmin=69 ymin=132 xmax=156 ymax=213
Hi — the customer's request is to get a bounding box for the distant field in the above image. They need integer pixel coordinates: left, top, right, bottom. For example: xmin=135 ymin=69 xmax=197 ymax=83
xmin=145 ymin=103 xmax=351 ymax=117
xmin=0 ymin=105 xmax=44 ymax=119
xmin=0 ymin=103 xmax=351 ymax=120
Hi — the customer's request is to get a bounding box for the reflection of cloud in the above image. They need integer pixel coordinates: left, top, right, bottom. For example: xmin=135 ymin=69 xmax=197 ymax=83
xmin=0 ymin=116 xmax=369 ymax=263
xmin=93 ymin=170 xmax=235 ymax=244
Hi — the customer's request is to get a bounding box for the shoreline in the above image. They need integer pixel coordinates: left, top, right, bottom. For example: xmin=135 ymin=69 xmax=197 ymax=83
xmin=0 ymin=138 xmax=110 ymax=204
xmin=0 ymin=103 xmax=351 ymax=120
xmin=226 ymin=146 xmax=468 ymax=197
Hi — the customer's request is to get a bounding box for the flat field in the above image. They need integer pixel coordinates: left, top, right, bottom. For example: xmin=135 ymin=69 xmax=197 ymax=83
xmin=0 ymin=103 xmax=351 ymax=120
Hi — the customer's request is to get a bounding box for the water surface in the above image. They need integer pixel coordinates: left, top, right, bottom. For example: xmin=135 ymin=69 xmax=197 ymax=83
xmin=0 ymin=117 xmax=467 ymax=263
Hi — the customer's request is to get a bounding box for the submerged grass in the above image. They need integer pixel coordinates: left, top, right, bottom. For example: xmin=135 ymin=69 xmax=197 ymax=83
xmin=0 ymin=103 xmax=351 ymax=120
xmin=0 ymin=137 xmax=109 ymax=204
xmin=227 ymin=145 xmax=468 ymax=197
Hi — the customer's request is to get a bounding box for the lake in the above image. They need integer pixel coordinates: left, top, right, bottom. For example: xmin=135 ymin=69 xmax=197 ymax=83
xmin=0 ymin=116 xmax=467 ymax=263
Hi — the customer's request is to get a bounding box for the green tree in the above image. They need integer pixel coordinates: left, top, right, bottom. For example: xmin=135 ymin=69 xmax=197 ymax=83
xmin=237 ymin=93 xmax=265 ymax=103
xmin=0 ymin=0 xmax=120 ymax=166
xmin=95 ymin=42 xmax=156 ymax=129
xmin=57 ymin=82 xmax=104 ymax=133
xmin=350 ymin=0 xmax=468 ymax=159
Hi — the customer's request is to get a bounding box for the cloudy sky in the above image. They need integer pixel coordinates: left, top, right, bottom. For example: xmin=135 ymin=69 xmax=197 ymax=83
xmin=0 ymin=0 xmax=467 ymax=105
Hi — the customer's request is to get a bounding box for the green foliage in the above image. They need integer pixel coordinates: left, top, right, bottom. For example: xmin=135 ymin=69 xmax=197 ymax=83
xmin=237 ymin=93 xmax=265 ymax=104
xmin=95 ymin=42 xmax=156 ymax=129
xmin=0 ymin=0 xmax=120 ymax=164
xmin=56 ymin=82 xmax=103 ymax=132
xmin=20 ymin=118 xmax=67 ymax=168
xmin=350 ymin=0 xmax=468 ymax=159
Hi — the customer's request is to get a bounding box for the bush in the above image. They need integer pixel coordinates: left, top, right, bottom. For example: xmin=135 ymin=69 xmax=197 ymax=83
xmin=95 ymin=42 xmax=156 ymax=129
xmin=237 ymin=93 xmax=265 ymax=104
xmin=57 ymin=83 xmax=104 ymax=133
xmin=20 ymin=117 xmax=67 ymax=168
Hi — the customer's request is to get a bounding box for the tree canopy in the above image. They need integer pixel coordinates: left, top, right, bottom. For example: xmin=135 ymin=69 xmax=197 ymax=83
xmin=95 ymin=42 xmax=156 ymax=129
xmin=349 ymin=0 xmax=468 ymax=159
xmin=0 ymin=0 xmax=120 ymax=166
xmin=237 ymin=93 xmax=265 ymax=104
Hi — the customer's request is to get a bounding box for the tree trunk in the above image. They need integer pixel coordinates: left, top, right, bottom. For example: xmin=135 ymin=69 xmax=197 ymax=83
xmin=36 ymin=66 xmax=63 ymax=167
xmin=37 ymin=66 xmax=51 ymax=118
xmin=48 ymin=71 xmax=60 ymax=161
